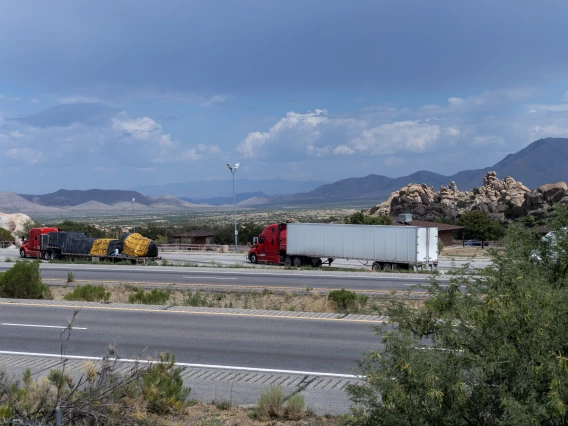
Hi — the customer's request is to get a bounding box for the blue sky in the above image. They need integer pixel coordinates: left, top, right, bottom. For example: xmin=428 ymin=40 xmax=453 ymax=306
xmin=1 ymin=0 xmax=568 ymax=195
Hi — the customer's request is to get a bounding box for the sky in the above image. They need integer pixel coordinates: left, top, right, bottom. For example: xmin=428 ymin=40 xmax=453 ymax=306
xmin=1 ymin=0 xmax=568 ymax=195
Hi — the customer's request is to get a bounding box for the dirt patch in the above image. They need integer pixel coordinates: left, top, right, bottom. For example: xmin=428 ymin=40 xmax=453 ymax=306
xmin=440 ymin=246 xmax=493 ymax=258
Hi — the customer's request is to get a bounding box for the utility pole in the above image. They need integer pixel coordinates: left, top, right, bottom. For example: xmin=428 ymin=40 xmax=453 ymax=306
xmin=132 ymin=197 xmax=136 ymax=233
xmin=226 ymin=163 xmax=240 ymax=252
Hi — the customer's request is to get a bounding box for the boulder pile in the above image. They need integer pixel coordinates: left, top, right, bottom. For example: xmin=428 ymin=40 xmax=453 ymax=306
xmin=370 ymin=172 xmax=567 ymax=222
xmin=0 ymin=212 xmax=33 ymax=247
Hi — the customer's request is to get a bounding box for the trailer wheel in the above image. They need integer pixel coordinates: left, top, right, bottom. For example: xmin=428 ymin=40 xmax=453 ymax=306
xmin=382 ymin=263 xmax=392 ymax=271
xmin=19 ymin=249 xmax=25 ymax=258
xmin=249 ymin=253 xmax=258 ymax=264
xmin=293 ymin=256 xmax=302 ymax=267
xmin=313 ymin=258 xmax=323 ymax=268
xmin=43 ymin=251 xmax=50 ymax=260
xmin=284 ymin=256 xmax=292 ymax=266
xmin=372 ymin=262 xmax=382 ymax=271
xmin=50 ymin=252 xmax=57 ymax=261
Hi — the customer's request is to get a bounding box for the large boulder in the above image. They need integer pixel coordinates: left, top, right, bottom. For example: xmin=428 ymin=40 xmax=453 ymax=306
xmin=0 ymin=213 xmax=33 ymax=247
xmin=538 ymin=182 xmax=568 ymax=203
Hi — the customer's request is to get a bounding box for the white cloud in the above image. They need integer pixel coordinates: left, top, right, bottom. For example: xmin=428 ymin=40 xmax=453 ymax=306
xmin=350 ymin=121 xmax=440 ymax=154
xmin=58 ymin=95 xmax=105 ymax=104
xmin=307 ymin=145 xmax=332 ymax=157
xmin=470 ymin=135 xmax=505 ymax=145
xmin=444 ymin=126 xmax=461 ymax=137
xmin=528 ymin=104 xmax=568 ymax=113
xmin=446 ymin=88 xmax=536 ymax=111
xmin=201 ymin=94 xmax=232 ymax=106
xmin=237 ymin=109 xmax=329 ymax=159
xmin=530 ymin=125 xmax=568 ymax=138
xmin=6 ymin=148 xmax=43 ymax=163
xmin=334 ymin=145 xmax=355 ymax=155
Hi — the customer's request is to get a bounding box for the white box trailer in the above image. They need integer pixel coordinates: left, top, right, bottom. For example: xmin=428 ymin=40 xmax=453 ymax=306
xmin=286 ymin=223 xmax=438 ymax=270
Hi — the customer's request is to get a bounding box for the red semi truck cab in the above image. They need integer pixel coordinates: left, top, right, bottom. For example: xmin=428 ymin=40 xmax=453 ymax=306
xmin=247 ymin=223 xmax=287 ymax=265
xmin=20 ymin=227 xmax=61 ymax=259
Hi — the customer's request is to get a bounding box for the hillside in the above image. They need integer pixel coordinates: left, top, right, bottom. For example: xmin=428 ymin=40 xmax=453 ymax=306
xmin=273 ymin=138 xmax=568 ymax=205
xmin=181 ymin=192 xmax=272 ymax=206
xmin=19 ymin=189 xmax=153 ymax=207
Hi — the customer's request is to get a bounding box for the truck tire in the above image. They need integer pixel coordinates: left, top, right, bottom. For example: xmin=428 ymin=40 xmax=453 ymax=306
xmin=249 ymin=253 xmax=258 ymax=264
xmin=313 ymin=258 xmax=322 ymax=268
xmin=43 ymin=251 xmax=50 ymax=260
xmin=382 ymin=263 xmax=392 ymax=271
xmin=372 ymin=262 xmax=382 ymax=271
xmin=284 ymin=256 xmax=292 ymax=266
xmin=19 ymin=249 xmax=25 ymax=258
xmin=293 ymin=256 xmax=302 ymax=267
xmin=50 ymin=252 xmax=57 ymax=261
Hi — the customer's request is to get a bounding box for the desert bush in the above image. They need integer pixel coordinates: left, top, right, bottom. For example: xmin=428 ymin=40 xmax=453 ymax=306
xmin=67 ymin=271 xmax=75 ymax=283
xmin=255 ymin=385 xmax=284 ymax=419
xmin=128 ymin=289 xmax=170 ymax=305
xmin=327 ymin=289 xmax=358 ymax=313
xmin=64 ymin=284 xmax=110 ymax=302
xmin=0 ymin=260 xmax=51 ymax=299
xmin=284 ymin=393 xmax=306 ymax=420
xmin=142 ymin=352 xmax=191 ymax=414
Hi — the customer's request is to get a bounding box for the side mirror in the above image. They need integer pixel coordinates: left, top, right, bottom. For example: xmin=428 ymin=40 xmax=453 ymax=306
xmin=253 ymin=237 xmax=258 ymax=245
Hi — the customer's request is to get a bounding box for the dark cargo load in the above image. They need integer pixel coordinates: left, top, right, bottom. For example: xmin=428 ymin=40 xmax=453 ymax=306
xmin=107 ymin=239 xmax=123 ymax=256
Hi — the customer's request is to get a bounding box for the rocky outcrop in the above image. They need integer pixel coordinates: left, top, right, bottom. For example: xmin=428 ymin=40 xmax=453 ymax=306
xmin=522 ymin=182 xmax=568 ymax=218
xmin=0 ymin=212 xmax=33 ymax=247
xmin=370 ymin=172 xmax=541 ymax=222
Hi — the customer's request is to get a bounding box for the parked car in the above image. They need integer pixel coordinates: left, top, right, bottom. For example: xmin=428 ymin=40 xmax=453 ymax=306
xmin=464 ymin=240 xmax=482 ymax=247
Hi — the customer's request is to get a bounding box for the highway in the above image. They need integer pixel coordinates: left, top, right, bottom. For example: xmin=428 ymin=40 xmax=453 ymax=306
xmin=0 ymin=303 xmax=380 ymax=375
xmin=0 ymin=262 xmax=444 ymax=291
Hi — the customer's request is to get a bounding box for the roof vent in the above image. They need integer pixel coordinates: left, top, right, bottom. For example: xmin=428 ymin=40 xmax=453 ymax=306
xmin=398 ymin=213 xmax=412 ymax=224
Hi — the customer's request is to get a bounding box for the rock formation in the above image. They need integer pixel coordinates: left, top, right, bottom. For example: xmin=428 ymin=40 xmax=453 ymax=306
xmin=0 ymin=212 xmax=33 ymax=247
xmin=369 ymin=172 xmax=562 ymax=223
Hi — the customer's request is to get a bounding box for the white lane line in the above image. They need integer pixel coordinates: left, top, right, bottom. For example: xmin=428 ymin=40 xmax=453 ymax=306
xmin=183 ymin=276 xmax=237 ymax=280
xmin=2 ymin=323 xmax=87 ymax=330
xmin=0 ymin=350 xmax=361 ymax=379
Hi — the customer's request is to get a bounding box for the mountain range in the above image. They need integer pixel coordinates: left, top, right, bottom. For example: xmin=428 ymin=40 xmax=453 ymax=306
xmin=2 ymin=137 xmax=567 ymax=214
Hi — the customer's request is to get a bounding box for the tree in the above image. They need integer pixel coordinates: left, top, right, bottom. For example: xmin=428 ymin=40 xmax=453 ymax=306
xmin=457 ymin=210 xmax=505 ymax=247
xmin=345 ymin=212 xmax=392 ymax=225
xmin=344 ymin=211 xmax=568 ymax=426
xmin=0 ymin=228 xmax=13 ymax=242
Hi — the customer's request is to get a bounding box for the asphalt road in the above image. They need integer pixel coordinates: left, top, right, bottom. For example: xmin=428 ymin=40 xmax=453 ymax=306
xmin=0 ymin=262 xmax=445 ymax=291
xmin=0 ymin=304 xmax=380 ymax=375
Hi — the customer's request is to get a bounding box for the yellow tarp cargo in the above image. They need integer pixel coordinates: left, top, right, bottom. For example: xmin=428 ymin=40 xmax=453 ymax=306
xmin=90 ymin=239 xmax=113 ymax=256
xmin=123 ymin=233 xmax=152 ymax=257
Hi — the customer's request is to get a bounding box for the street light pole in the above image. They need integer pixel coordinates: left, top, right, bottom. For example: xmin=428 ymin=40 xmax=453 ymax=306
xmin=226 ymin=163 xmax=240 ymax=253
xmin=132 ymin=197 xmax=136 ymax=233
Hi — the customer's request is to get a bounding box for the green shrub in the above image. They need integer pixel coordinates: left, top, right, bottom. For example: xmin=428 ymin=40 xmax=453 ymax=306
xmin=0 ymin=260 xmax=51 ymax=299
xmin=67 ymin=271 xmax=75 ymax=283
xmin=255 ymin=385 xmax=284 ymax=419
xmin=0 ymin=228 xmax=13 ymax=242
xmin=183 ymin=290 xmax=211 ymax=307
xmin=285 ymin=393 xmax=306 ymax=420
xmin=142 ymin=352 xmax=190 ymax=414
xmin=128 ymin=288 xmax=170 ymax=305
xmin=327 ymin=289 xmax=358 ymax=313
xmin=64 ymin=284 xmax=110 ymax=302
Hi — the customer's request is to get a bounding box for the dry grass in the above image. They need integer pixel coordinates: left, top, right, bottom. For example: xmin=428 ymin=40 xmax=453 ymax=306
xmin=440 ymin=246 xmax=493 ymax=258
xmin=46 ymin=281 xmax=424 ymax=314
xmin=138 ymin=400 xmax=339 ymax=425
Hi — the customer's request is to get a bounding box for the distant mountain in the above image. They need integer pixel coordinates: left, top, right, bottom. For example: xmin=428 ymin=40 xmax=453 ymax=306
xmin=132 ymin=179 xmax=328 ymax=198
xmin=19 ymin=189 xmax=152 ymax=207
xmin=181 ymin=192 xmax=272 ymax=206
xmin=272 ymin=138 xmax=568 ymax=205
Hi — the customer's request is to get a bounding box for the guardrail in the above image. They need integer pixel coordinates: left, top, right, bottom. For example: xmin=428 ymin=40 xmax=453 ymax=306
xmin=157 ymin=243 xmax=241 ymax=252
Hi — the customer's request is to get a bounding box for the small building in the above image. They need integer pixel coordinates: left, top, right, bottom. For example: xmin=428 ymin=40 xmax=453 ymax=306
xmin=392 ymin=214 xmax=464 ymax=247
xmin=171 ymin=230 xmax=215 ymax=245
